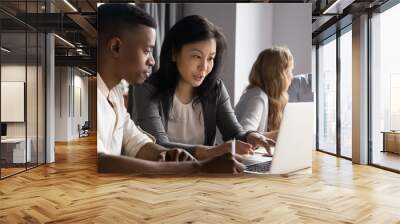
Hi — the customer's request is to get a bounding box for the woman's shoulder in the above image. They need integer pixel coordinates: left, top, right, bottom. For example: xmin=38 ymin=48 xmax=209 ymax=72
xmin=214 ymin=78 xmax=225 ymax=88
xmin=212 ymin=80 xmax=268 ymax=101
xmin=235 ymin=87 xmax=268 ymax=111
xmin=208 ymin=78 xmax=225 ymax=95
xmin=243 ymin=86 xmax=268 ymax=101
xmin=214 ymin=78 xmax=233 ymax=99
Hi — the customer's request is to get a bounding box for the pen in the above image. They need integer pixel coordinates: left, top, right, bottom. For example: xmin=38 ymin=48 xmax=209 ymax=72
xmin=231 ymin=138 xmax=236 ymax=155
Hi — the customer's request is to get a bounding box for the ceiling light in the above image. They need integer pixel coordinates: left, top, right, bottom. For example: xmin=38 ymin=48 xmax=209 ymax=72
xmin=63 ymin=0 xmax=78 ymax=12
xmin=77 ymin=67 xmax=93 ymax=76
xmin=54 ymin=34 xmax=75 ymax=48
xmin=322 ymin=0 xmax=343 ymax=15
xmin=1 ymin=47 xmax=11 ymax=53
xmin=97 ymin=3 xmax=135 ymax=7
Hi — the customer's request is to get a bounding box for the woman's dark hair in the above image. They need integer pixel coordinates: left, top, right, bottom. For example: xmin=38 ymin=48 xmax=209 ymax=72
xmin=148 ymin=15 xmax=227 ymax=105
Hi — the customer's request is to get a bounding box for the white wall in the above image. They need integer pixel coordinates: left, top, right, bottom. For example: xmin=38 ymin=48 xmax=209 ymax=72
xmin=272 ymin=3 xmax=312 ymax=75
xmin=1 ymin=65 xmax=37 ymax=137
xmin=1 ymin=82 xmax=25 ymax=122
xmin=235 ymin=3 xmax=312 ymax=104
xmin=235 ymin=3 xmax=273 ymax=104
xmin=182 ymin=3 xmax=312 ymax=105
xmin=1 ymin=65 xmax=26 ymax=81
xmin=55 ymin=67 xmax=69 ymax=141
xmin=183 ymin=3 xmax=237 ymax=104
xmin=55 ymin=67 xmax=89 ymax=141
xmin=1 ymin=65 xmax=26 ymax=139
xmin=72 ymin=73 xmax=89 ymax=138
xmin=1 ymin=65 xmax=26 ymax=129
xmin=76 ymin=74 xmax=89 ymax=123
xmin=1 ymin=64 xmax=46 ymax=163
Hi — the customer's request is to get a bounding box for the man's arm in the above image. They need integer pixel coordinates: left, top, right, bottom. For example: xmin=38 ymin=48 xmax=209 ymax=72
xmin=97 ymin=152 xmax=199 ymax=174
xmin=135 ymin=142 xmax=196 ymax=162
xmin=97 ymin=152 xmax=245 ymax=174
xmin=135 ymin=142 xmax=168 ymax=161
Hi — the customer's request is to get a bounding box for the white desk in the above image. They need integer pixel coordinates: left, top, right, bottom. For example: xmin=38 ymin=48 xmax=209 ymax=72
xmin=1 ymin=138 xmax=31 ymax=163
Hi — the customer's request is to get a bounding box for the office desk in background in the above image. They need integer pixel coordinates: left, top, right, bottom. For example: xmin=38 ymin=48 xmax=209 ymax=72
xmin=381 ymin=131 xmax=400 ymax=154
xmin=0 ymin=138 xmax=32 ymax=166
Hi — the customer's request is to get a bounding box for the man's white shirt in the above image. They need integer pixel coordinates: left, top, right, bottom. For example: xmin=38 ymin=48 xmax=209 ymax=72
xmin=97 ymin=74 xmax=154 ymax=157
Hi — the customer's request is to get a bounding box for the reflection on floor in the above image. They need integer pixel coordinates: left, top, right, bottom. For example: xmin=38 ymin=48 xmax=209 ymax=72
xmin=0 ymin=163 xmax=40 ymax=178
xmin=373 ymin=150 xmax=400 ymax=171
xmin=0 ymin=167 xmax=25 ymax=177
xmin=341 ymin=147 xmax=352 ymax=159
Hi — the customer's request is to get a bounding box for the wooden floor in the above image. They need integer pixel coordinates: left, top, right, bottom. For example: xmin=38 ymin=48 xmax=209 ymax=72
xmin=1 ymin=134 xmax=400 ymax=223
xmin=1 ymin=167 xmax=26 ymax=178
xmin=1 ymin=163 xmax=45 ymax=178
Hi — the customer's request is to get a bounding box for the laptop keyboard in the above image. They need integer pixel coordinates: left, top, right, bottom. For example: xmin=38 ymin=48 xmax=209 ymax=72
xmin=246 ymin=160 xmax=272 ymax=173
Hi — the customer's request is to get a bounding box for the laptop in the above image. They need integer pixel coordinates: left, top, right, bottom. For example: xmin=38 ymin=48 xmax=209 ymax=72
xmin=240 ymin=102 xmax=314 ymax=175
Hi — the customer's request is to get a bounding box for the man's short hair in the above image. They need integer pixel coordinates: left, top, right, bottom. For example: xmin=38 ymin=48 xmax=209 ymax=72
xmin=98 ymin=3 xmax=156 ymax=46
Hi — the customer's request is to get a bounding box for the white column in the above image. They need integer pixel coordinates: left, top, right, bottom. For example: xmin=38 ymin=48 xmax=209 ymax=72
xmin=46 ymin=1 xmax=55 ymax=163
xmin=352 ymin=14 xmax=369 ymax=164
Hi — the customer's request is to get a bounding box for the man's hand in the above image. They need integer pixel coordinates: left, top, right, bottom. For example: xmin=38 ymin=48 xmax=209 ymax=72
xmin=158 ymin=148 xmax=196 ymax=162
xmin=198 ymin=152 xmax=246 ymax=174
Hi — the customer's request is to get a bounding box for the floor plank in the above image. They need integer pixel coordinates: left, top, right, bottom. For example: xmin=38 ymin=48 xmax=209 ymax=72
xmin=1 ymin=134 xmax=400 ymax=223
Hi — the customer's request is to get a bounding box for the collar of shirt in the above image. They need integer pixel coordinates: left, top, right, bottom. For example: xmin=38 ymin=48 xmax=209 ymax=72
xmin=97 ymin=73 xmax=110 ymax=99
xmin=97 ymin=73 xmax=118 ymax=107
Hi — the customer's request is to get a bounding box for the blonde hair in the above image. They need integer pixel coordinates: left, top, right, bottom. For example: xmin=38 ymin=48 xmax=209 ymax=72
xmin=247 ymin=46 xmax=294 ymax=131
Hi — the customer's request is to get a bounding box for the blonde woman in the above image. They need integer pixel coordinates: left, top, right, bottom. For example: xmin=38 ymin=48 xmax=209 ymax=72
xmin=235 ymin=47 xmax=294 ymax=142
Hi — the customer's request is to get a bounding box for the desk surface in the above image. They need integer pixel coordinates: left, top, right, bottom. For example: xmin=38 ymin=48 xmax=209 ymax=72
xmin=381 ymin=131 xmax=400 ymax=134
xmin=1 ymin=138 xmax=26 ymax=143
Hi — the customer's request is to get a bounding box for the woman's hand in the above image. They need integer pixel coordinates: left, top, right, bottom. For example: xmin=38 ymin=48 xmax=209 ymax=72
xmin=220 ymin=140 xmax=254 ymax=155
xmin=265 ymin=130 xmax=279 ymax=142
xmin=246 ymin=132 xmax=276 ymax=156
xmin=195 ymin=140 xmax=254 ymax=160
